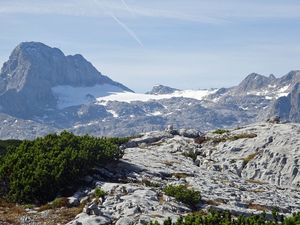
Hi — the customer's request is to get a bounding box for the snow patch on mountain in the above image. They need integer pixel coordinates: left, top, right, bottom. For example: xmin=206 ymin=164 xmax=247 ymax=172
xmin=151 ymin=111 xmax=163 ymax=116
xmin=276 ymin=85 xmax=290 ymax=98
xmin=52 ymin=84 xmax=126 ymax=109
xmin=107 ymin=110 xmax=119 ymax=118
xmin=96 ymin=89 xmax=217 ymax=104
xmin=245 ymin=85 xmax=290 ymax=99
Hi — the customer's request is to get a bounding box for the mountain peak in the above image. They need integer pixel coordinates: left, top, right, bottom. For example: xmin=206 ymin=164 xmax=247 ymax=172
xmin=236 ymin=72 xmax=273 ymax=92
xmin=146 ymin=84 xmax=179 ymax=95
xmin=10 ymin=41 xmax=64 ymax=61
xmin=17 ymin=41 xmax=58 ymax=51
xmin=278 ymin=70 xmax=300 ymax=86
xmin=0 ymin=42 xmax=132 ymax=117
xmin=1 ymin=42 xmax=133 ymax=90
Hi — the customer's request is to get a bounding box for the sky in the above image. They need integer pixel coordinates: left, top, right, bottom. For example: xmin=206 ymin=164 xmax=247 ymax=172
xmin=1 ymin=0 xmax=300 ymax=92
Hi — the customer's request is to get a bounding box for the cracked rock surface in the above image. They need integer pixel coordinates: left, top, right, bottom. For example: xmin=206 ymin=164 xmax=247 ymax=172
xmin=67 ymin=123 xmax=300 ymax=225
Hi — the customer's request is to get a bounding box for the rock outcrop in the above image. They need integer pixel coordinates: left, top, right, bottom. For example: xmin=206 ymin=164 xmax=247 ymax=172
xmin=66 ymin=122 xmax=300 ymax=224
xmin=146 ymin=85 xmax=179 ymax=95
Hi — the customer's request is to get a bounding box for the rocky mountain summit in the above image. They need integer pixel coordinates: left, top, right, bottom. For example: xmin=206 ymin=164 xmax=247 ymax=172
xmin=0 ymin=42 xmax=132 ymax=118
xmin=44 ymin=122 xmax=300 ymax=224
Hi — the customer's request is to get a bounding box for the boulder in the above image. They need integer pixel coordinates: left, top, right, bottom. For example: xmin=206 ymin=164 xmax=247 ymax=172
xmin=179 ymin=129 xmax=201 ymax=138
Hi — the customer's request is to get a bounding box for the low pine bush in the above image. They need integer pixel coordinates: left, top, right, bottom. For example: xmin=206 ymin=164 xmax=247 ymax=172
xmin=150 ymin=210 xmax=300 ymax=225
xmin=0 ymin=131 xmax=128 ymax=204
xmin=94 ymin=187 xmax=106 ymax=199
xmin=163 ymin=185 xmax=201 ymax=208
xmin=212 ymin=129 xmax=229 ymax=135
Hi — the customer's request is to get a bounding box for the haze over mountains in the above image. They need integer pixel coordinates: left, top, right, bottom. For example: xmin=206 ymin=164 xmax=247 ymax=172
xmin=0 ymin=42 xmax=300 ymax=139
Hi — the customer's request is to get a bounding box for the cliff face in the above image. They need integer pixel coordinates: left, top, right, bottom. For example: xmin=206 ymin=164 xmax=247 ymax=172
xmin=271 ymin=81 xmax=300 ymax=122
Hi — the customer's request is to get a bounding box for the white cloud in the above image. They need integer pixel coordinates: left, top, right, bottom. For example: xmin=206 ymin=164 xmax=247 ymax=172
xmin=1 ymin=0 xmax=300 ymax=24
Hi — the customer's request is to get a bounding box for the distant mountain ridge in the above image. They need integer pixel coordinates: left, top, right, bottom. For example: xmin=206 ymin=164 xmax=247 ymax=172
xmin=0 ymin=42 xmax=300 ymax=139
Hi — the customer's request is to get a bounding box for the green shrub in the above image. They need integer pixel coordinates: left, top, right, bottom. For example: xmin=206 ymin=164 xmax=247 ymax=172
xmin=51 ymin=197 xmax=69 ymax=208
xmin=229 ymin=133 xmax=257 ymax=141
xmin=0 ymin=131 xmax=128 ymax=204
xmin=0 ymin=139 xmax=22 ymax=158
xmin=212 ymin=129 xmax=229 ymax=135
xmin=163 ymin=185 xmax=201 ymax=208
xmin=212 ymin=133 xmax=257 ymax=144
xmin=150 ymin=210 xmax=300 ymax=225
xmin=141 ymin=179 xmax=160 ymax=188
xmin=182 ymin=151 xmax=197 ymax=161
xmin=39 ymin=197 xmax=69 ymax=211
xmin=94 ymin=187 xmax=106 ymax=198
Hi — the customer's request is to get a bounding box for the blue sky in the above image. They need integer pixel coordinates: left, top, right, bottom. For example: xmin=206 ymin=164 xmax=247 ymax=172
xmin=1 ymin=0 xmax=300 ymax=92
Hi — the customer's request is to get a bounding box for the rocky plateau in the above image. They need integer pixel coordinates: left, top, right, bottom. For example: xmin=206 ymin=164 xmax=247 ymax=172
xmin=13 ymin=121 xmax=299 ymax=225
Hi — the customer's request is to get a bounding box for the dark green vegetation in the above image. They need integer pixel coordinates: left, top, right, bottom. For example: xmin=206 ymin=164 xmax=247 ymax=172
xmin=94 ymin=187 xmax=106 ymax=199
xmin=194 ymin=131 xmax=257 ymax=145
xmin=0 ymin=139 xmax=22 ymax=158
xmin=163 ymin=185 xmax=201 ymax=209
xmin=212 ymin=129 xmax=230 ymax=135
xmin=38 ymin=197 xmax=70 ymax=211
xmin=211 ymin=133 xmax=257 ymax=144
xmin=141 ymin=179 xmax=160 ymax=188
xmin=0 ymin=131 xmax=129 ymax=204
xmin=150 ymin=210 xmax=300 ymax=225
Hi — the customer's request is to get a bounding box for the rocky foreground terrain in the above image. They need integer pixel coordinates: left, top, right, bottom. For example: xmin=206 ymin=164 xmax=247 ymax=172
xmin=10 ymin=121 xmax=299 ymax=225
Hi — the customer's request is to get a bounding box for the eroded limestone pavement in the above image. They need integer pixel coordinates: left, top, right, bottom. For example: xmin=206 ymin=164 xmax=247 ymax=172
xmin=67 ymin=122 xmax=300 ymax=225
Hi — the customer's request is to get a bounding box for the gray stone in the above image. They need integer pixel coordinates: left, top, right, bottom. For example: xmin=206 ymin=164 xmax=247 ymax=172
xmin=179 ymin=129 xmax=201 ymax=138
xmin=68 ymin=197 xmax=80 ymax=207
xmin=115 ymin=217 xmax=135 ymax=225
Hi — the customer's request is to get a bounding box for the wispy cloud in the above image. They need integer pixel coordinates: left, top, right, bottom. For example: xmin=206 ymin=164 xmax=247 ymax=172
xmin=0 ymin=0 xmax=226 ymax=24
xmin=1 ymin=0 xmax=300 ymax=23
xmin=0 ymin=0 xmax=300 ymax=24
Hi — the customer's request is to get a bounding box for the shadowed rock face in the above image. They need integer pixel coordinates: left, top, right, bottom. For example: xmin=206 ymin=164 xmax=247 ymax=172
xmin=0 ymin=42 xmax=132 ymax=118
xmin=271 ymin=95 xmax=291 ymax=119
xmin=289 ymin=82 xmax=300 ymax=121
xmin=271 ymin=82 xmax=300 ymax=122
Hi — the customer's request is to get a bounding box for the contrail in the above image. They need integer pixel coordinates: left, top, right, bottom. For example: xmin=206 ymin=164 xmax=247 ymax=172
xmin=93 ymin=0 xmax=143 ymax=47
xmin=109 ymin=12 xmax=143 ymax=47
xmin=120 ymin=0 xmax=134 ymax=16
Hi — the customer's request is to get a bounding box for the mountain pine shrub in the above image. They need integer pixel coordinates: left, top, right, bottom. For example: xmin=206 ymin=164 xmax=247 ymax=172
xmin=150 ymin=210 xmax=300 ymax=225
xmin=163 ymin=185 xmax=201 ymax=209
xmin=0 ymin=131 xmax=129 ymax=204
